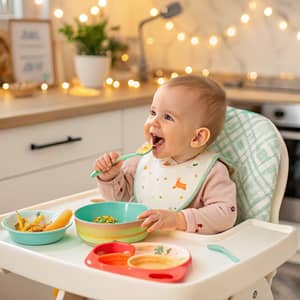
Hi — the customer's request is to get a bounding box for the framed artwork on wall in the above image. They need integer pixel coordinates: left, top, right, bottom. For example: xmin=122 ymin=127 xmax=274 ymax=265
xmin=0 ymin=29 xmax=13 ymax=84
xmin=9 ymin=19 xmax=56 ymax=85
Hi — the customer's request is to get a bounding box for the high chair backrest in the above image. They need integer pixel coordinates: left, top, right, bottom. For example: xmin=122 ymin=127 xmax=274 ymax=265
xmin=209 ymin=107 xmax=288 ymax=224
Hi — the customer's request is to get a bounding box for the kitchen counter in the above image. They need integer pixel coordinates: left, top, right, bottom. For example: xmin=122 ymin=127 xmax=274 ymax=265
xmin=1 ymin=83 xmax=300 ymax=129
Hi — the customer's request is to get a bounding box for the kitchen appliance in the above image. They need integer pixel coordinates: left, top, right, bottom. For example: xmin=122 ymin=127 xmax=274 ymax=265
xmin=262 ymin=104 xmax=300 ymax=223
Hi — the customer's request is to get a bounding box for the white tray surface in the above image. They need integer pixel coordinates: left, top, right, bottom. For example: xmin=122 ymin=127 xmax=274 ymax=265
xmin=0 ymin=189 xmax=297 ymax=300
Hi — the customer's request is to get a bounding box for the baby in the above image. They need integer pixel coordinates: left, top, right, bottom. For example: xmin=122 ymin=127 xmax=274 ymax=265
xmin=94 ymin=75 xmax=237 ymax=234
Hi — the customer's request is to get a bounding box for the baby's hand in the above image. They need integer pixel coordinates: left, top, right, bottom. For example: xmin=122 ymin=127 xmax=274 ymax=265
xmin=94 ymin=152 xmax=123 ymax=181
xmin=138 ymin=209 xmax=186 ymax=232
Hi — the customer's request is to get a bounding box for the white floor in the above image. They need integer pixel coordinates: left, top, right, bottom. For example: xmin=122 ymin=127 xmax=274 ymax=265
xmin=272 ymin=261 xmax=300 ymax=300
xmin=271 ymin=220 xmax=300 ymax=300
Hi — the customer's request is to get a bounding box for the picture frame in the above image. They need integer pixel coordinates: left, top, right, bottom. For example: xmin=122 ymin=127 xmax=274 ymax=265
xmin=0 ymin=29 xmax=13 ymax=83
xmin=9 ymin=19 xmax=56 ymax=85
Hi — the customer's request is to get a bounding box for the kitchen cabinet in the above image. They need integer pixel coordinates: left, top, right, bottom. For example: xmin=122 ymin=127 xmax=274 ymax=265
xmin=0 ymin=110 xmax=122 ymax=213
xmin=0 ymin=103 xmax=153 ymax=300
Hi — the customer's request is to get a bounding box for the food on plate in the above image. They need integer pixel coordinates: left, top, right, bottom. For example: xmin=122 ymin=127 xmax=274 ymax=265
xmin=93 ymin=215 xmax=118 ymax=223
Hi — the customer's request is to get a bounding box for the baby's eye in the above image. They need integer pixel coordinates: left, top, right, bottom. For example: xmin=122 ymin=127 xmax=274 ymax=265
xmin=164 ymin=114 xmax=174 ymax=121
xmin=149 ymin=110 xmax=156 ymax=117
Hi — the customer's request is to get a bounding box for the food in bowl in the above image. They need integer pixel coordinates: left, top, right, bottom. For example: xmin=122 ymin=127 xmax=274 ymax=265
xmin=74 ymin=201 xmax=149 ymax=246
xmin=1 ymin=210 xmax=73 ymax=245
xmin=93 ymin=215 xmax=118 ymax=224
xmin=14 ymin=209 xmax=72 ymax=232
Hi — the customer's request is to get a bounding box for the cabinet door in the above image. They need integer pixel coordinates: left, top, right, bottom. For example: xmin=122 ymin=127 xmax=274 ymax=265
xmin=122 ymin=105 xmax=149 ymax=153
xmin=0 ymin=153 xmax=122 ymax=214
xmin=0 ymin=111 xmax=122 ymax=179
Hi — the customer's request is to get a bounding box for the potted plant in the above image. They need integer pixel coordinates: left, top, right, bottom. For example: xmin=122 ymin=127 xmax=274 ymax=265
xmin=59 ymin=19 xmax=127 ymax=88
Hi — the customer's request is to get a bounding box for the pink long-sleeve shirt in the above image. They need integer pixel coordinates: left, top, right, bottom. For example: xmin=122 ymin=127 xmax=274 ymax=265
xmin=97 ymin=157 xmax=237 ymax=234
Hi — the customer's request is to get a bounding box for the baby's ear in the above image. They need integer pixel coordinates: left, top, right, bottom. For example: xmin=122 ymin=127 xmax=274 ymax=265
xmin=191 ymin=127 xmax=210 ymax=148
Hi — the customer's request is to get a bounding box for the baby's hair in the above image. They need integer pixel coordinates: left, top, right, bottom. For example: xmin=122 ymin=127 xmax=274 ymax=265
xmin=163 ymin=75 xmax=226 ymax=144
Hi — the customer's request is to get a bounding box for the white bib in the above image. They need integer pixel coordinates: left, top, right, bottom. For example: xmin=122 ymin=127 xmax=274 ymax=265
xmin=134 ymin=151 xmax=218 ymax=211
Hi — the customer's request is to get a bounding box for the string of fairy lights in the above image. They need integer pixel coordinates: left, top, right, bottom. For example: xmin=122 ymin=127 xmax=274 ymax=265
xmin=2 ymin=0 xmax=300 ymax=94
xmin=146 ymin=0 xmax=300 ymax=81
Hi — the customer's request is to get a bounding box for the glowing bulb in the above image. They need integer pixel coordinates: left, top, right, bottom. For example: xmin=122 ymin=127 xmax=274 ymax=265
xmin=241 ymin=14 xmax=250 ymax=24
xmin=247 ymin=72 xmax=258 ymax=81
xmin=226 ymin=26 xmax=237 ymax=37
xmin=61 ymin=82 xmax=70 ymax=90
xmin=157 ymin=77 xmax=166 ymax=85
xmin=146 ymin=37 xmax=154 ymax=45
xmin=121 ymin=54 xmax=129 ymax=62
xmin=79 ymin=14 xmax=88 ymax=23
xmin=41 ymin=83 xmax=48 ymax=91
xmin=2 ymin=83 xmax=9 ymax=90
xmin=248 ymin=1 xmax=256 ymax=10
xmin=209 ymin=35 xmax=218 ymax=47
xmin=185 ymin=66 xmax=193 ymax=74
xmin=133 ymin=81 xmax=140 ymax=88
xmin=297 ymin=32 xmax=300 ymax=41
xmin=165 ymin=21 xmax=174 ymax=31
xmin=90 ymin=6 xmax=100 ymax=15
xmin=264 ymin=7 xmax=273 ymax=17
xmin=106 ymin=77 xmax=113 ymax=85
xmin=177 ymin=32 xmax=186 ymax=41
xmin=113 ymin=81 xmax=120 ymax=88
xmin=279 ymin=21 xmax=288 ymax=31
xmin=150 ymin=8 xmax=159 ymax=17
xmin=128 ymin=80 xmax=135 ymax=87
xmin=54 ymin=9 xmax=64 ymax=18
xmin=202 ymin=69 xmax=210 ymax=77
xmin=98 ymin=0 xmax=107 ymax=7
xmin=191 ymin=36 xmax=199 ymax=45
xmin=171 ymin=72 xmax=178 ymax=78
xmin=35 ymin=0 xmax=43 ymax=5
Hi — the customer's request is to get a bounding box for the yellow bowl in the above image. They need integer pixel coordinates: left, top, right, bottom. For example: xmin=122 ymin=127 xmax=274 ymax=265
xmin=74 ymin=202 xmax=149 ymax=246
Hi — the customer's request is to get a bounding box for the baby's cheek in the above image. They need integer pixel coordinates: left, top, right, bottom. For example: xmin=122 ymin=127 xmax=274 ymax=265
xmin=144 ymin=121 xmax=151 ymax=136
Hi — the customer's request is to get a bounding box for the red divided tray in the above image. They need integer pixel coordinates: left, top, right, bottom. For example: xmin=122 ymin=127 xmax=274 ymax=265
xmin=85 ymin=241 xmax=192 ymax=283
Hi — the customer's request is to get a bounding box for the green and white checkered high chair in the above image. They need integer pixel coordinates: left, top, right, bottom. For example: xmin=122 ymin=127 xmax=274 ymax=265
xmin=210 ymin=107 xmax=287 ymax=225
xmin=208 ymin=107 xmax=295 ymax=299
xmin=57 ymin=107 xmax=297 ymax=300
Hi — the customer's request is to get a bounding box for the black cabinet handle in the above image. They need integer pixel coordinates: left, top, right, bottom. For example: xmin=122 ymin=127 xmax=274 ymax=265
xmin=30 ymin=136 xmax=82 ymax=150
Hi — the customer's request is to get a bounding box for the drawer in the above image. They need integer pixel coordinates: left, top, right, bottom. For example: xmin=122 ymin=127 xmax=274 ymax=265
xmin=0 ymin=154 xmax=110 ymax=214
xmin=0 ymin=111 xmax=122 ymax=179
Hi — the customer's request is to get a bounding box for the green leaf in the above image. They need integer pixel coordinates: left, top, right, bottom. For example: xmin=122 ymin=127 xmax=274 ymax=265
xmin=58 ymin=18 xmax=127 ymax=64
xmin=154 ymin=245 xmax=164 ymax=255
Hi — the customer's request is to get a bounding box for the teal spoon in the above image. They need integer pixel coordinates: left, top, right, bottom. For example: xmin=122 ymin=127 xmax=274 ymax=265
xmin=91 ymin=143 xmax=153 ymax=178
xmin=207 ymin=244 xmax=240 ymax=263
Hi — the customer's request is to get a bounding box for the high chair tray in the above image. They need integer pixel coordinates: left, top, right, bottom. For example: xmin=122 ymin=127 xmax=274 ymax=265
xmin=0 ymin=189 xmax=297 ymax=300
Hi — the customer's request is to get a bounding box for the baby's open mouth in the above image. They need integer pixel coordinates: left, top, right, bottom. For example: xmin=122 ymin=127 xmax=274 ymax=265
xmin=151 ymin=134 xmax=165 ymax=148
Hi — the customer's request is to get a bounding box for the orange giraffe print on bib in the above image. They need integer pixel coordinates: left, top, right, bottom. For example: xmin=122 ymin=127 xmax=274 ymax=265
xmin=172 ymin=178 xmax=187 ymax=191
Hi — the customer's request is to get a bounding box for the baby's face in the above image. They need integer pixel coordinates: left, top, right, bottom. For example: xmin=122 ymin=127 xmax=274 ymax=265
xmin=144 ymin=85 xmax=205 ymax=162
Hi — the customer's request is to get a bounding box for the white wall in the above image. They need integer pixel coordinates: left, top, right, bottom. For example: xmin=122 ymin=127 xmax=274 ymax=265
xmin=4 ymin=0 xmax=300 ymax=80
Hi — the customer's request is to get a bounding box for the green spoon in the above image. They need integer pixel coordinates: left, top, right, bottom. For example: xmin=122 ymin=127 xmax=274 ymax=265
xmin=207 ymin=244 xmax=240 ymax=263
xmin=91 ymin=143 xmax=153 ymax=178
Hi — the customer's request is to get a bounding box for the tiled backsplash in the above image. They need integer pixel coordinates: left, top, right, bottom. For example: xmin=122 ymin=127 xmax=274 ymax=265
xmin=17 ymin=0 xmax=300 ymax=80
